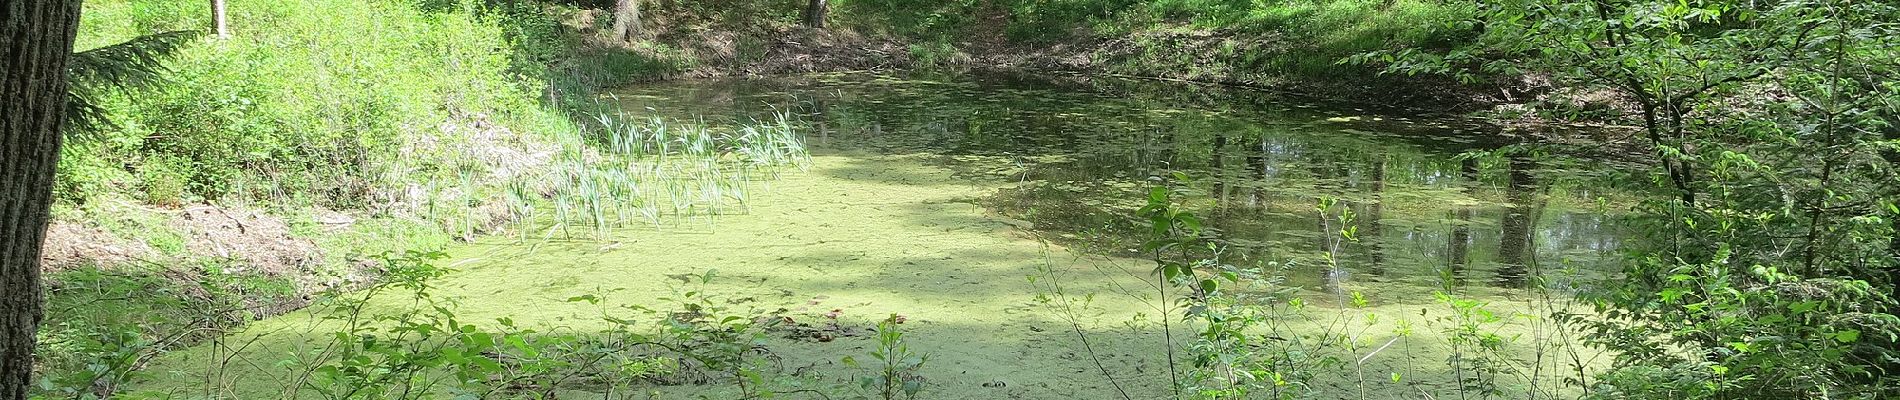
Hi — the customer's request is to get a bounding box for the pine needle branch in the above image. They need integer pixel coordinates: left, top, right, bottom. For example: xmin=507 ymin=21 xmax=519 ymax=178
xmin=66 ymin=30 xmax=202 ymax=135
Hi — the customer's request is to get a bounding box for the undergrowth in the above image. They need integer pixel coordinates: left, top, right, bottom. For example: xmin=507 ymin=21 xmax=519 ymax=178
xmin=839 ymin=0 xmax=1476 ymax=86
xmin=55 ymin=252 xmax=927 ymax=399
xmin=38 ymin=0 xmax=808 ymax=396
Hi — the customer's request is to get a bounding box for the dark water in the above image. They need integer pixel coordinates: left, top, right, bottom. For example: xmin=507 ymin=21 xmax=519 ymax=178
xmin=606 ymin=72 xmax=1631 ymax=294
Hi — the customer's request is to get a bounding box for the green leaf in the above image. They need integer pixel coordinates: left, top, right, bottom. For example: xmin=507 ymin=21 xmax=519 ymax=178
xmin=1836 ymin=330 xmax=1861 ymax=343
xmin=1177 ymin=214 xmax=1202 ymax=233
xmin=904 ymin=380 xmax=924 ymax=395
xmin=471 ymin=357 xmax=502 ymax=373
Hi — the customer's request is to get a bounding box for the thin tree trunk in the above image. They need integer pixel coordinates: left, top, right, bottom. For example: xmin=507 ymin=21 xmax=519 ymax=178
xmin=211 ymin=0 xmax=230 ymax=39
xmin=1447 ymin=157 xmax=1479 ymax=287
xmin=1365 ymin=154 xmax=1387 ymax=275
xmin=803 ymin=0 xmax=828 ymax=29
xmin=611 ymin=0 xmax=642 ymax=42
xmin=1211 ymin=131 xmax=1226 ymax=206
xmin=1496 ymin=156 xmax=1537 ymax=287
xmin=2 ymin=0 xmax=85 ymax=397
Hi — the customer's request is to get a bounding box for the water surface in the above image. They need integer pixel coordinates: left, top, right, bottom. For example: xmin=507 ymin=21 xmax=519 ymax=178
xmin=141 ymin=72 xmax=1635 ymax=399
xmin=608 ymin=72 xmax=1630 ymax=298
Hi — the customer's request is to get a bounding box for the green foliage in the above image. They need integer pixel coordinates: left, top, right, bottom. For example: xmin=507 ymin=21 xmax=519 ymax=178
xmin=1138 ymin=175 xmax=1337 ymax=399
xmin=835 ymin=0 xmax=981 ymax=41
xmin=67 ymin=0 xmax=802 ymax=238
xmin=263 ymin=255 xmax=817 ymax=399
xmin=1433 ymin=291 xmax=1513 ymax=398
xmin=1151 ymin=0 xmax=1472 ymax=50
xmin=34 ymin=262 xmax=300 ymax=399
xmin=45 ymin=2 xmax=813 ymax=396
xmin=1063 ymin=176 xmax=1588 ymax=399
xmin=134 ymin=155 xmax=192 ymax=207
xmin=1379 ymin=0 xmax=1900 ymax=397
xmin=843 ymin=314 xmax=928 ymax=400
xmin=65 ymin=0 xmax=569 ymax=209
xmin=837 ymin=0 xmax=1471 ymax=80
xmin=1000 ymin=0 xmax=1141 ymax=41
xmin=523 ymin=108 xmax=808 ymax=240
xmin=64 ymin=30 xmax=200 ymax=135
xmin=905 ymin=40 xmax=961 ymax=71
xmin=35 ymin=267 xmax=189 ymax=400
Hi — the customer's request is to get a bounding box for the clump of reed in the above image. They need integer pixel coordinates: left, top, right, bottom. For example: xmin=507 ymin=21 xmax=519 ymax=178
xmin=452 ymin=103 xmax=809 ymax=241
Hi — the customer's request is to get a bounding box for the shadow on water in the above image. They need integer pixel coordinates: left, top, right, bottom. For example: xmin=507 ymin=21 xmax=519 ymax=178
xmin=121 ymin=68 xmax=1652 ymax=399
xmin=136 ymin=130 xmax=1632 ymax=398
xmin=605 ymin=71 xmax=1635 ymax=295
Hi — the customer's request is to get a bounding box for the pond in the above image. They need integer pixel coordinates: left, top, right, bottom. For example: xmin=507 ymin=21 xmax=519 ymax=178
xmin=608 ymin=71 xmax=1631 ymax=297
xmin=141 ymin=72 xmax=1638 ymax=399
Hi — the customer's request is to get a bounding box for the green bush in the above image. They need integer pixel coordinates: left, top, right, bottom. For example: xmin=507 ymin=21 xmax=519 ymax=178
xmin=834 ymin=0 xmax=1473 ymax=81
xmin=36 ymin=262 xmax=301 ymax=398
xmin=135 ymin=155 xmax=191 ymax=207
xmin=1377 ymin=0 xmax=1900 ymax=396
xmin=66 ymin=0 xmax=575 ymax=210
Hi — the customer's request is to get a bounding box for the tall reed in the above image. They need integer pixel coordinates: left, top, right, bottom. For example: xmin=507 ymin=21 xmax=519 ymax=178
xmin=500 ymin=105 xmax=808 ymax=241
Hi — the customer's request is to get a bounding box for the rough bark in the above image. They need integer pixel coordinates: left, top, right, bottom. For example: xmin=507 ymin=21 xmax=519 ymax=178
xmin=211 ymin=0 xmax=230 ymax=39
xmin=611 ymin=0 xmax=642 ymax=42
xmin=802 ymin=0 xmax=828 ymax=29
xmin=2 ymin=1 xmax=84 ymax=397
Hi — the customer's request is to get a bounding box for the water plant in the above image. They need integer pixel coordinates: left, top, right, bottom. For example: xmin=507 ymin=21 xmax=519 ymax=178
xmin=844 ymin=314 xmax=928 ymax=400
xmin=1021 ymin=170 xmax=1611 ymax=399
xmin=163 ymin=254 xmax=820 ymax=399
xmin=506 ymin=106 xmax=809 ymax=241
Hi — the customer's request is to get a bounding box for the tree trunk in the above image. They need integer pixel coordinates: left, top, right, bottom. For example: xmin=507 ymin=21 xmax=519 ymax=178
xmin=211 ymin=0 xmax=230 ymax=39
xmin=1495 ymin=156 xmax=1537 ymax=287
xmin=802 ymin=0 xmax=828 ymax=29
xmin=2 ymin=1 xmax=84 ymax=397
xmin=611 ymin=0 xmax=642 ymax=42
xmin=1364 ymin=154 xmax=1386 ymax=275
xmin=1210 ymin=132 xmax=1226 ymax=205
xmin=1447 ymin=157 xmax=1479 ymax=287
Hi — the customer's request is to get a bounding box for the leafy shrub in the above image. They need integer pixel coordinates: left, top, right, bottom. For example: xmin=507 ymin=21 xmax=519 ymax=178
xmin=67 ymin=0 xmax=573 ymax=209
xmin=135 ymin=155 xmax=191 ymax=207
xmin=1376 ymin=0 xmax=1900 ymax=397
xmin=843 ymin=314 xmax=928 ymax=399
xmin=34 ymin=262 xmax=300 ymax=399
xmin=906 ymin=40 xmax=961 ymax=70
